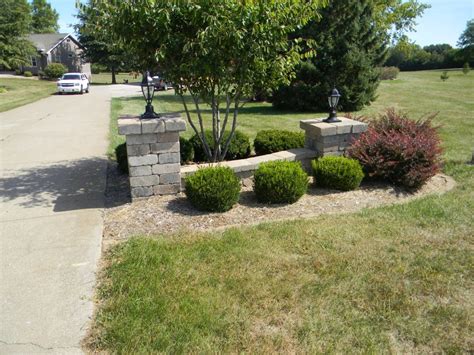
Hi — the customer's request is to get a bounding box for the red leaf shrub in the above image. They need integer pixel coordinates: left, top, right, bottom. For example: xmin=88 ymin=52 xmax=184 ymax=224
xmin=347 ymin=109 xmax=442 ymax=189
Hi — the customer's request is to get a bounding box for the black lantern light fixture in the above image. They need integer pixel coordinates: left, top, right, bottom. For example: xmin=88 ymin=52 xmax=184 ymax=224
xmin=324 ymin=87 xmax=341 ymax=123
xmin=141 ymin=71 xmax=159 ymax=119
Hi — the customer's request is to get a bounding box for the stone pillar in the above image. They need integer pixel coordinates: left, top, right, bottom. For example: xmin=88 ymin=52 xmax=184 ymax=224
xmin=118 ymin=113 xmax=186 ymax=199
xmin=300 ymin=117 xmax=368 ymax=157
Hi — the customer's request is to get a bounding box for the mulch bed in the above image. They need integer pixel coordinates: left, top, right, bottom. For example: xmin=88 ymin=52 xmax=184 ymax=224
xmin=104 ymin=162 xmax=456 ymax=242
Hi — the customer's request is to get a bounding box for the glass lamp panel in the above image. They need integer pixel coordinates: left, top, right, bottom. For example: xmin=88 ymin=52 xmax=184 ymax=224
xmin=329 ymin=96 xmax=336 ymax=107
xmin=147 ymin=85 xmax=153 ymax=102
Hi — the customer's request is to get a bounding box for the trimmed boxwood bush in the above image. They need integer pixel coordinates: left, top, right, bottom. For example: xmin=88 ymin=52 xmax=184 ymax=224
xmin=185 ymin=166 xmax=241 ymax=212
xmin=312 ymin=156 xmax=364 ymax=191
xmin=347 ymin=109 xmax=442 ymax=189
xmin=190 ymin=130 xmax=251 ymax=162
xmin=254 ymin=161 xmax=308 ymax=204
xmin=179 ymin=136 xmax=194 ymax=164
xmin=254 ymin=129 xmax=305 ymax=155
xmin=23 ymin=71 xmax=33 ymax=77
xmin=115 ymin=143 xmax=129 ymax=174
xmin=44 ymin=63 xmax=67 ymax=79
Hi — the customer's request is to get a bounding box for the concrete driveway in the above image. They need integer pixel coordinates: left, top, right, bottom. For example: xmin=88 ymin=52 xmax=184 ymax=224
xmin=0 ymin=85 xmax=141 ymax=353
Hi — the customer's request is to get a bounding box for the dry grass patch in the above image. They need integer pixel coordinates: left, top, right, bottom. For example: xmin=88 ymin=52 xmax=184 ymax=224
xmin=88 ymin=162 xmax=473 ymax=353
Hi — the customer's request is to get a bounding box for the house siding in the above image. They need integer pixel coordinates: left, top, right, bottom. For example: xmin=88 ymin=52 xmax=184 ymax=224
xmin=22 ymin=35 xmax=91 ymax=78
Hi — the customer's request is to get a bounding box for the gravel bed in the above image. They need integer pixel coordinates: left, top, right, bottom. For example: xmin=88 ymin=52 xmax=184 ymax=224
xmin=104 ymin=163 xmax=455 ymax=241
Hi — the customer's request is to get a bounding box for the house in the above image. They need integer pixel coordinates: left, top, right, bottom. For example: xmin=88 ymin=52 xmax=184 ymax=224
xmin=22 ymin=33 xmax=91 ymax=78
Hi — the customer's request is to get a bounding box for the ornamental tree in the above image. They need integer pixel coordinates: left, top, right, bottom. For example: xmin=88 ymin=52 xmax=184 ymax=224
xmin=90 ymin=0 xmax=326 ymax=162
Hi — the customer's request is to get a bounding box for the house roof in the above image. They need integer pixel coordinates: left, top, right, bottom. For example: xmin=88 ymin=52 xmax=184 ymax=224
xmin=28 ymin=33 xmax=82 ymax=54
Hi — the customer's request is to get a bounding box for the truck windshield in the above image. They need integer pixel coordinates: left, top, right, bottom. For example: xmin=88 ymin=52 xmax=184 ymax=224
xmin=62 ymin=74 xmax=81 ymax=80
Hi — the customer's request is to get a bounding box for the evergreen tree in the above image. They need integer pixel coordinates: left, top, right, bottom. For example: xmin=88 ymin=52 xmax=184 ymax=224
xmin=31 ymin=0 xmax=59 ymax=33
xmin=274 ymin=0 xmax=388 ymax=111
xmin=0 ymin=0 xmax=36 ymax=69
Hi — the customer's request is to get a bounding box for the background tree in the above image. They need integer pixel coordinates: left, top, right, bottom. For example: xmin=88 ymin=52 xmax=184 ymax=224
xmin=457 ymin=19 xmax=474 ymax=65
xmin=31 ymin=0 xmax=59 ymax=33
xmin=0 ymin=0 xmax=36 ymax=70
xmin=274 ymin=0 xmax=389 ymax=111
xmin=458 ymin=19 xmax=474 ymax=48
xmin=272 ymin=0 xmax=428 ymax=112
xmin=76 ymin=1 xmax=139 ymax=84
xmin=385 ymin=36 xmax=472 ymax=71
xmin=91 ymin=0 xmax=326 ymax=162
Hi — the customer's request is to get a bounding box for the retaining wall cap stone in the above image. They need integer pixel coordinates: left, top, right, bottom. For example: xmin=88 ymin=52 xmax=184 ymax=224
xmin=118 ymin=117 xmax=142 ymax=135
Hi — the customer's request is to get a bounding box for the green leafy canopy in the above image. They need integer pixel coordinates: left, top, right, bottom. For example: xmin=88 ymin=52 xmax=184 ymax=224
xmin=0 ymin=0 xmax=36 ymax=69
xmin=88 ymin=0 xmax=327 ymax=162
xmin=31 ymin=0 xmax=59 ymax=33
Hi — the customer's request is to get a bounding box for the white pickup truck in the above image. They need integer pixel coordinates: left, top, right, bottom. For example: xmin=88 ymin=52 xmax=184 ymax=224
xmin=57 ymin=73 xmax=90 ymax=94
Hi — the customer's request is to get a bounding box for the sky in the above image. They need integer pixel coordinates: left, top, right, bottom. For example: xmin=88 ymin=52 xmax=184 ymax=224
xmin=49 ymin=0 xmax=473 ymax=48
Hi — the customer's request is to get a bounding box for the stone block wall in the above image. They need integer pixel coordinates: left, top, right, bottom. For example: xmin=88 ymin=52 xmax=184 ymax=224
xmin=180 ymin=148 xmax=317 ymax=184
xmin=300 ymin=117 xmax=368 ymax=157
xmin=118 ymin=114 xmax=186 ymax=199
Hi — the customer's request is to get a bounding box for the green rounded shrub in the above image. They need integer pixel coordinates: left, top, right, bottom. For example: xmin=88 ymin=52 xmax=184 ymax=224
xmin=44 ymin=63 xmax=67 ymax=79
xmin=190 ymin=130 xmax=251 ymax=162
xmin=115 ymin=143 xmax=129 ymax=174
xmin=23 ymin=71 xmax=33 ymax=77
xmin=312 ymin=156 xmax=364 ymax=191
xmin=179 ymin=136 xmax=194 ymax=164
xmin=15 ymin=69 xmax=22 ymax=75
xmin=185 ymin=166 xmax=241 ymax=212
xmin=254 ymin=161 xmax=308 ymax=204
xmin=254 ymin=129 xmax=305 ymax=155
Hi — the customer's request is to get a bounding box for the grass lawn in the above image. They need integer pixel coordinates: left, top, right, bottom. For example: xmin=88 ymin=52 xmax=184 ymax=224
xmin=92 ymin=70 xmax=474 ymax=353
xmin=91 ymin=72 xmax=141 ymax=85
xmin=109 ymin=69 xmax=473 ymax=162
xmin=0 ymin=78 xmax=56 ymax=112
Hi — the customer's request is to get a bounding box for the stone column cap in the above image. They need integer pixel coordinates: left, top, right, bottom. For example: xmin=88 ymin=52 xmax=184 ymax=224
xmin=118 ymin=112 xmax=186 ymax=135
xmin=300 ymin=116 xmax=368 ymax=136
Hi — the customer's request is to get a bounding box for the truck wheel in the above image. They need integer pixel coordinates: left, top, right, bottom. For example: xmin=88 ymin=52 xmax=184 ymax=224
xmin=80 ymin=85 xmax=84 ymax=95
xmin=86 ymin=85 xmax=90 ymax=93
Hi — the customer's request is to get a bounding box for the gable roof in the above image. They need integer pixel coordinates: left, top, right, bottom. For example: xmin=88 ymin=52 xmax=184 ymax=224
xmin=28 ymin=33 xmax=83 ymax=54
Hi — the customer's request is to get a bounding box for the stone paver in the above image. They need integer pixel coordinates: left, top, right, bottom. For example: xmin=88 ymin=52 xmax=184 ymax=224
xmin=0 ymin=84 xmax=141 ymax=353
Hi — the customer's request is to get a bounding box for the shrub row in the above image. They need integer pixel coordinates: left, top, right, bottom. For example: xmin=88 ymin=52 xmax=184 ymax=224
xmin=185 ymin=157 xmax=365 ymax=212
xmin=190 ymin=130 xmax=251 ymax=162
xmin=179 ymin=128 xmax=306 ymax=164
xmin=254 ymin=130 xmax=305 ymax=155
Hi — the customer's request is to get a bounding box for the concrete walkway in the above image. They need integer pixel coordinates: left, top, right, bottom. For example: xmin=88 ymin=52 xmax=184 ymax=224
xmin=0 ymin=85 xmax=141 ymax=353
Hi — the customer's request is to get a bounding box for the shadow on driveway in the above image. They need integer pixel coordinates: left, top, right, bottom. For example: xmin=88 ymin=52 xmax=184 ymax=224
xmin=0 ymin=157 xmax=130 ymax=212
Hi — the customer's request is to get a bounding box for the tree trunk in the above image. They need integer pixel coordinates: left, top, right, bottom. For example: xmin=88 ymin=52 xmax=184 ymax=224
xmin=111 ymin=66 xmax=117 ymax=84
